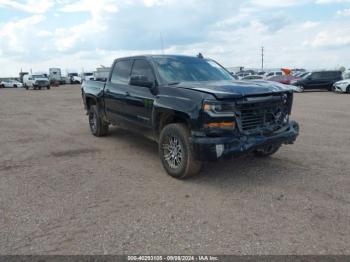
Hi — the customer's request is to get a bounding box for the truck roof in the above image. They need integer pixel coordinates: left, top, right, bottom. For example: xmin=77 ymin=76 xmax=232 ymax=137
xmin=114 ymin=54 xmax=202 ymax=61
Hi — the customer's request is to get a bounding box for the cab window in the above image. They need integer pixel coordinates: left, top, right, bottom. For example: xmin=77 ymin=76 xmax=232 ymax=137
xmin=131 ymin=59 xmax=155 ymax=83
xmin=111 ymin=60 xmax=132 ymax=84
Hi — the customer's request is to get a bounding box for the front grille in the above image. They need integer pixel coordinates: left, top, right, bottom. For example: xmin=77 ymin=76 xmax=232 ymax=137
xmin=236 ymin=95 xmax=289 ymax=134
xmin=36 ymin=80 xmax=48 ymax=86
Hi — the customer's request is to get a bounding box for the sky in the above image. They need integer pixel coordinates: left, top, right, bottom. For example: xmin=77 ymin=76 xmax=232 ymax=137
xmin=0 ymin=0 xmax=350 ymax=76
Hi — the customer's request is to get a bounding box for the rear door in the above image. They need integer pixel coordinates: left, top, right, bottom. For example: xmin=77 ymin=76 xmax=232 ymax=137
xmin=306 ymin=72 xmax=322 ymax=89
xmin=123 ymin=59 xmax=156 ymax=128
xmin=104 ymin=59 xmax=132 ymax=123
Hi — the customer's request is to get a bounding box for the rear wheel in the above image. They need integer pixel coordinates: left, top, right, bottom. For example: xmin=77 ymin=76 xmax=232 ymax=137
xmin=88 ymin=105 xmax=109 ymax=137
xmin=254 ymin=144 xmax=281 ymax=157
xmin=47 ymin=85 xmax=50 ymax=90
xmin=346 ymin=85 xmax=350 ymax=94
xmin=159 ymin=123 xmax=202 ymax=179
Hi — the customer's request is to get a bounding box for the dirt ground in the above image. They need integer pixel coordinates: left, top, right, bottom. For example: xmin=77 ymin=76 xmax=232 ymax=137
xmin=0 ymin=85 xmax=349 ymax=255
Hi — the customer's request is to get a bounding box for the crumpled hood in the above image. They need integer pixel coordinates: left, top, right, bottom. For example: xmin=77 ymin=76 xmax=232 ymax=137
xmin=175 ymin=80 xmax=293 ymax=99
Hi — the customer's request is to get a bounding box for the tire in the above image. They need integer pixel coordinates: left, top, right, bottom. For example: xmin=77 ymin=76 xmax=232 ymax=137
xmin=38 ymin=86 xmax=41 ymax=90
xmin=159 ymin=123 xmax=202 ymax=179
xmin=346 ymin=85 xmax=350 ymax=94
xmin=47 ymin=85 xmax=50 ymax=90
xmin=13 ymin=84 xmax=17 ymax=88
xmin=254 ymin=144 xmax=281 ymax=157
xmin=88 ymin=105 xmax=109 ymax=137
xmin=297 ymin=85 xmax=304 ymax=92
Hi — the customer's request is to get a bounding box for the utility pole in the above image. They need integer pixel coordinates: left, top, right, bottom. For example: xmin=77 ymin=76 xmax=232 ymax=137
xmin=261 ymin=46 xmax=264 ymax=71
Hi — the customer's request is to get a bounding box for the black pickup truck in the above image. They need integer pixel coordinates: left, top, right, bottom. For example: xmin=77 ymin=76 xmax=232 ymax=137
xmin=82 ymin=55 xmax=299 ymax=179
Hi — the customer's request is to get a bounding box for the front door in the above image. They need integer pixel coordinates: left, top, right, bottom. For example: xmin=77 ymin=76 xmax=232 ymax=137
xmin=123 ymin=59 xmax=156 ymax=128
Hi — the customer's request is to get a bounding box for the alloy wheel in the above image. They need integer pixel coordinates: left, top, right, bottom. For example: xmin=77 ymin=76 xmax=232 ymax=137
xmin=89 ymin=111 xmax=97 ymax=133
xmin=162 ymin=136 xmax=183 ymax=169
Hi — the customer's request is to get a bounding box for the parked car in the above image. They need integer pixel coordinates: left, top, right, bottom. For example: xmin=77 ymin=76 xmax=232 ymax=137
xmin=333 ymin=79 xmax=350 ymax=93
xmin=265 ymin=71 xmax=283 ymax=78
xmin=23 ymin=74 xmax=50 ymax=90
xmin=290 ymin=71 xmax=343 ymax=92
xmin=267 ymin=75 xmax=300 ymax=85
xmin=80 ymin=72 xmax=94 ymax=82
xmin=82 ymin=55 xmax=299 ymax=179
xmin=241 ymin=75 xmax=264 ymax=80
xmin=236 ymin=72 xmax=249 ymax=79
xmin=0 ymin=79 xmax=23 ymax=88
xmin=66 ymin=72 xmax=80 ymax=84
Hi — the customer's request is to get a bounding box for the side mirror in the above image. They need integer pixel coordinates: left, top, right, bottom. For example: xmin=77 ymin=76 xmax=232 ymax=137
xmin=129 ymin=75 xmax=154 ymax=88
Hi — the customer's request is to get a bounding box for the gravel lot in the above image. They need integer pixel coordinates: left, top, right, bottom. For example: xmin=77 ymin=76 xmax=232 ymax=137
xmin=0 ymin=85 xmax=349 ymax=255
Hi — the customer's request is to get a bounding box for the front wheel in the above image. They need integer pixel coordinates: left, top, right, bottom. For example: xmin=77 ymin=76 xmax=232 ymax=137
xmin=296 ymin=85 xmax=304 ymax=92
xmin=88 ymin=105 xmax=109 ymax=137
xmin=47 ymin=85 xmax=50 ymax=90
xmin=346 ymin=85 xmax=350 ymax=94
xmin=254 ymin=144 xmax=281 ymax=157
xmin=159 ymin=123 xmax=202 ymax=179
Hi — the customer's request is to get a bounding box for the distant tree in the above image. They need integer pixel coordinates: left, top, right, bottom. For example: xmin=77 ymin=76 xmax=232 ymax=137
xmin=339 ymin=66 xmax=346 ymax=72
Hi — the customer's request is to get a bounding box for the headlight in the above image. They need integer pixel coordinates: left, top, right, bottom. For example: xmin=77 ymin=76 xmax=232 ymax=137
xmin=202 ymin=100 xmax=236 ymax=130
xmin=203 ymin=100 xmax=236 ymax=117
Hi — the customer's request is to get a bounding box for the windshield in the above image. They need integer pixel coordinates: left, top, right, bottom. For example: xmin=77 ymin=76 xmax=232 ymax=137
xmin=84 ymin=73 xmax=93 ymax=76
xmin=302 ymin=72 xmax=311 ymax=79
xmin=33 ymin=75 xmax=45 ymax=79
xmin=153 ymin=57 xmax=233 ymax=82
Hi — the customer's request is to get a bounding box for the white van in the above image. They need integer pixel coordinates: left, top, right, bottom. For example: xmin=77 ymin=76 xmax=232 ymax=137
xmin=23 ymin=74 xmax=50 ymax=90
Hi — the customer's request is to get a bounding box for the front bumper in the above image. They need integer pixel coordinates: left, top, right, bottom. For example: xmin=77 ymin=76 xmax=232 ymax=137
xmin=333 ymin=84 xmax=347 ymax=93
xmin=191 ymin=120 xmax=299 ymax=161
xmin=34 ymin=82 xmax=49 ymax=87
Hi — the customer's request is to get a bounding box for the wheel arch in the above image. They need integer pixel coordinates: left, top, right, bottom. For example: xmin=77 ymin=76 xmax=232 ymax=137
xmin=153 ymin=108 xmax=192 ymax=140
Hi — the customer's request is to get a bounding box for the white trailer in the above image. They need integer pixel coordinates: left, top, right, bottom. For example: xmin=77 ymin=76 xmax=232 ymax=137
xmin=49 ymin=68 xmax=62 ymax=84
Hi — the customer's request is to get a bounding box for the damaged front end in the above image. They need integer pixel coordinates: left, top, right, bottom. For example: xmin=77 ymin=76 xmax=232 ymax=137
xmin=191 ymin=92 xmax=300 ymax=161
